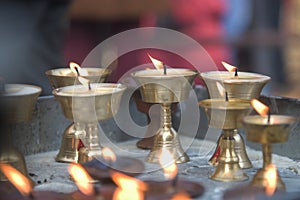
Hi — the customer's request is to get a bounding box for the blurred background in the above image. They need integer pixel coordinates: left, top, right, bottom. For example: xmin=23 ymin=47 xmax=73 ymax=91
xmin=0 ymin=0 xmax=299 ymax=98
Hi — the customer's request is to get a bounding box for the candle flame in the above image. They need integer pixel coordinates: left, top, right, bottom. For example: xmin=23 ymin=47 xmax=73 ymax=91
xmin=222 ymin=61 xmax=237 ymax=73
xmin=264 ymin=164 xmax=277 ymax=196
xmin=101 ymin=147 xmax=117 ymax=163
xmin=78 ymin=76 xmax=91 ymax=89
xmin=0 ymin=163 xmax=33 ymax=197
xmin=111 ymin=172 xmax=147 ymax=200
xmin=148 ymin=54 xmax=164 ymax=70
xmin=216 ymin=82 xmax=225 ymax=97
xmin=68 ymin=163 xmax=94 ymax=196
xmin=69 ymin=62 xmax=88 ymax=76
xmin=251 ymin=99 xmax=269 ymax=116
xmin=171 ymin=192 xmax=191 ymax=200
xmin=159 ymin=149 xmax=178 ymax=180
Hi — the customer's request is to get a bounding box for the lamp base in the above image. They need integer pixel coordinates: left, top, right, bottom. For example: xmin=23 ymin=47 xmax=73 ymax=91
xmin=251 ymin=168 xmax=285 ymax=190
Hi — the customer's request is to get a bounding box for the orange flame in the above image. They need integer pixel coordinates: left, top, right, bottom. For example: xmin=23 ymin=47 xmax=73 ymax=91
xmin=264 ymin=164 xmax=277 ymax=196
xmin=111 ymin=172 xmax=147 ymax=200
xmin=159 ymin=149 xmax=178 ymax=180
xmin=69 ymin=62 xmax=88 ymax=76
xmin=148 ymin=54 xmax=164 ymax=70
xmin=101 ymin=147 xmax=117 ymax=163
xmin=68 ymin=163 xmax=94 ymax=196
xmin=222 ymin=61 xmax=237 ymax=73
xmin=251 ymin=99 xmax=269 ymax=116
xmin=0 ymin=163 xmax=33 ymax=196
xmin=171 ymin=192 xmax=191 ymax=200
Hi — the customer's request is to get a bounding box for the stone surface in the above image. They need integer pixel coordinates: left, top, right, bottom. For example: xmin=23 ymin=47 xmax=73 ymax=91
xmin=25 ymin=138 xmax=300 ymax=200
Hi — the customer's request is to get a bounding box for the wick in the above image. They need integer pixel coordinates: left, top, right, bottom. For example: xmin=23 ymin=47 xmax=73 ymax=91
xmin=75 ymin=67 xmax=81 ymax=76
xmin=234 ymin=67 xmax=238 ymax=77
xmin=267 ymin=109 xmax=271 ymax=123
xmin=225 ymin=92 xmax=229 ymax=102
xmin=88 ymin=81 xmax=91 ymax=91
xmin=163 ymin=64 xmax=167 ymax=75
xmin=93 ymin=185 xmax=100 ymax=196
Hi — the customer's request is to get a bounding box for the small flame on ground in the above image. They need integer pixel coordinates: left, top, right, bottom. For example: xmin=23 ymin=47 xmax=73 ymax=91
xmin=0 ymin=163 xmax=33 ymax=197
xmin=264 ymin=164 xmax=277 ymax=196
xmin=111 ymin=172 xmax=147 ymax=200
xmin=69 ymin=62 xmax=88 ymax=76
xmin=101 ymin=147 xmax=117 ymax=162
xmin=159 ymin=149 xmax=178 ymax=180
xmin=148 ymin=54 xmax=164 ymax=70
xmin=171 ymin=192 xmax=191 ymax=200
xmin=251 ymin=99 xmax=269 ymax=116
xmin=68 ymin=163 xmax=94 ymax=196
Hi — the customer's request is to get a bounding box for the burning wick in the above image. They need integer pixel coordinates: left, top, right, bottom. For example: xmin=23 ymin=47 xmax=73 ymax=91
xmin=148 ymin=54 xmax=167 ymax=75
xmin=111 ymin=172 xmax=147 ymax=200
xmin=159 ymin=149 xmax=178 ymax=188
xmin=251 ymin=99 xmax=271 ymax=124
xmin=69 ymin=62 xmax=81 ymax=76
xmin=0 ymin=163 xmax=34 ymax=199
xmin=68 ymin=163 xmax=96 ymax=196
xmin=222 ymin=61 xmax=238 ymax=77
xmin=78 ymin=76 xmax=91 ymax=90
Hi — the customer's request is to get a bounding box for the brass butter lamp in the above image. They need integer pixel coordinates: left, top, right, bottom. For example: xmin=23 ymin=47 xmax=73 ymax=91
xmin=46 ymin=63 xmax=111 ymax=163
xmin=0 ymin=84 xmax=41 ymax=181
xmin=201 ymin=62 xmax=270 ymax=169
xmin=132 ymin=61 xmax=198 ymax=164
xmin=243 ymin=99 xmax=297 ymax=190
xmin=199 ymin=98 xmax=252 ymax=182
xmin=53 ymin=83 xmax=126 ymax=163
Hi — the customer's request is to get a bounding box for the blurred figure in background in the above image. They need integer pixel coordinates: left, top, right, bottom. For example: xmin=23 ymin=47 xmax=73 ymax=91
xmin=0 ymin=0 xmax=71 ymax=95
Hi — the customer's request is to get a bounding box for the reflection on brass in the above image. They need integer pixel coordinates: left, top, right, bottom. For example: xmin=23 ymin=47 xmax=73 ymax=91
xmin=209 ymin=131 xmax=248 ymax=182
xmin=209 ymin=130 xmax=252 ymax=169
xmin=243 ymin=115 xmax=296 ymax=190
xmin=45 ymin=68 xmax=111 ymax=89
xmin=132 ymin=69 xmax=198 ymax=164
xmin=199 ymin=99 xmax=251 ymax=182
xmin=1 ymin=84 xmax=41 ymax=181
xmin=53 ymin=83 xmax=126 ymax=163
xmin=201 ymin=72 xmax=270 ymax=169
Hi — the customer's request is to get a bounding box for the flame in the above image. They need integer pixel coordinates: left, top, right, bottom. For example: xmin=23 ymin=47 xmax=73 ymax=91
xmin=216 ymin=82 xmax=225 ymax=97
xmin=68 ymin=163 xmax=94 ymax=196
xmin=78 ymin=76 xmax=91 ymax=88
xmin=0 ymin=163 xmax=33 ymax=196
xmin=69 ymin=62 xmax=88 ymax=76
xmin=148 ymin=54 xmax=164 ymax=70
xmin=113 ymin=188 xmax=143 ymax=200
xmin=101 ymin=147 xmax=117 ymax=162
xmin=171 ymin=192 xmax=191 ymax=200
xmin=159 ymin=149 xmax=178 ymax=180
xmin=251 ymin=99 xmax=269 ymax=116
xmin=264 ymin=164 xmax=277 ymax=196
xmin=222 ymin=61 xmax=237 ymax=73
xmin=111 ymin=172 xmax=147 ymax=200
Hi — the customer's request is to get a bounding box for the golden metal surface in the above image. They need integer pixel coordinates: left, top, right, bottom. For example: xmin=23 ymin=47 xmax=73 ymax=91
xmin=131 ymin=69 xmax=198 ymax=103
xmin=201 ymin=72 xmax=270 ymax=169
xmin=1 ymin=85 xmax=40 ymax=181
xmin=146 ymin=103 xmax=189 ymax=164
xmin=45 ymin=68 xmax=111 ymax=89
xmin=243 ymin=115 xmax=296 ymax=189
xmin=199 ymin=99 xmax=252 ymax=130
xmin=53 ymin=83 xmax=126 ymax=163
xmin=209 ymin=130 xmax=248 ymax=182
xmin=199 ymin=99 xmax=251 ymax=181
xmin=132 ymin=69 xmax=198 ymax=164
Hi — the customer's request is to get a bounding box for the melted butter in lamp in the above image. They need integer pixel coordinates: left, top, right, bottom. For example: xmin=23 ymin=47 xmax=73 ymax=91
xmin=132 ymin=68 xmax=196 ymax=78
xmin=4 ymin=84 xmax=41 ymax=96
